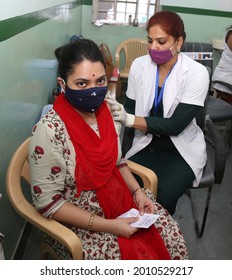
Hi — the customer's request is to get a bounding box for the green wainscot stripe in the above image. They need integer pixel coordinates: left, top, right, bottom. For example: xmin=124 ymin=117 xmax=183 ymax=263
xmin=0 ymin=1 xmax=81 ymax=42
xmin=82 ymin=0 xmax=92 ymax=5
xmin=162 ymin=6 xmax=232 ymax=18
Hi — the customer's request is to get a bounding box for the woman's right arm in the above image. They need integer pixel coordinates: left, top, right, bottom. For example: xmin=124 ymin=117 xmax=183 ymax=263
xmin=29 ymin=119 xmax=68 ymax=217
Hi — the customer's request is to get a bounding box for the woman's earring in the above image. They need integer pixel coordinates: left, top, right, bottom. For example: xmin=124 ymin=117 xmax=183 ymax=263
xmin=61 ymin=79 xmax=66 ymax=93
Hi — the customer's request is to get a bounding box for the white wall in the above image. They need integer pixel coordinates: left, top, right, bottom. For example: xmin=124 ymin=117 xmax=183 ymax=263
xmin=161 ymin=0 xmax=232 ymax=11
xmin=0 ymin=0 xmax=75 ymax=20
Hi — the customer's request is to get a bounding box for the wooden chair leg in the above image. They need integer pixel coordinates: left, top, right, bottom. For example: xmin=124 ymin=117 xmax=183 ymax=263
xmin=116 ymin=78 xmax=123 ymax=97
xmin=40 ymin=240 xmax=60 ymax=260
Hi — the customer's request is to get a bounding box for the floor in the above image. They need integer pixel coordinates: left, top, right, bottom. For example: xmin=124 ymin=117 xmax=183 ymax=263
xmin=174 ymin=146 xmax=232 ymax=260
xmin=20 ymin=86 xmax=232 ymax=260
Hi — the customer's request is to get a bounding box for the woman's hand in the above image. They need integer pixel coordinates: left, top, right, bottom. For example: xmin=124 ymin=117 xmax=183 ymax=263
xmin=133 ymin=191 xmax=155 ymax=215
xmin=105 ymin=96 xmax=135 ymax=127
xmin=109 ymin=217 xmax=139 ymax=238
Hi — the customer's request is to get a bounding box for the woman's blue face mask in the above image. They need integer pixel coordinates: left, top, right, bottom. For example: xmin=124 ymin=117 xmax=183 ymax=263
xmin=64 ymin=85 xmax=108 ymax=112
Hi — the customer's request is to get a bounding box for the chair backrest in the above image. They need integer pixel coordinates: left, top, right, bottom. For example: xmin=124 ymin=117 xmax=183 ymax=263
xmin=181 ymin=42 xmax=213 ymax=79
xmin=6 ymin=138 xmax=31 ymax=215
xmin=115 ymin=38 xmax=148 ymax=78
xmin=213 ymin=80 xmax=232 ymax=92
xmin=99 ymin=43 xmax=115 ymax=82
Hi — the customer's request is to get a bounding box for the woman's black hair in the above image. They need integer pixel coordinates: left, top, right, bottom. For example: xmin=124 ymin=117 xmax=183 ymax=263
xmin=55 ymin=38 xmax=106 ymax=82
xmin=225 ymin=25 xmax=232 ymax=44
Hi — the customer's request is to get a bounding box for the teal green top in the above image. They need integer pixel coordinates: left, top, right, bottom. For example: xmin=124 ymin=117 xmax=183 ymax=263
xmin=123 ymin=95 xmax=201 ymax=155
xmin=123 ymin=94 xmax=202 ymax=214
xmin=125 ymin=96 xmax=201 ymax=136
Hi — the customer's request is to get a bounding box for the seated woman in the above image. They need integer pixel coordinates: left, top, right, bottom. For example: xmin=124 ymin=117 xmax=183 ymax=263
xmin=212 ymin=25 xmax=232 ymax=105
xmin=29 ymin=38 xmax=188 ymax=260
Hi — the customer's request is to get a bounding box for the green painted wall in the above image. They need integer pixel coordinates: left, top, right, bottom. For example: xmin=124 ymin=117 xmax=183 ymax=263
xmin=0 ymin=1 xmax=82 ymax=259
xmin=82 ymin=4 xmax=232 ymax=68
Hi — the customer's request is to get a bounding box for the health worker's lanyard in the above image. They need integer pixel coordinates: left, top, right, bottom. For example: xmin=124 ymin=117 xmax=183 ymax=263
xmin=153 ymin=65 xmax=175 ymax=116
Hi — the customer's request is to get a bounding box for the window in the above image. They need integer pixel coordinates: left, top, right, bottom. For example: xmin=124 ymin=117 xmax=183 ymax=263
xmin=92 ymin=0 xmax=160 ymax=26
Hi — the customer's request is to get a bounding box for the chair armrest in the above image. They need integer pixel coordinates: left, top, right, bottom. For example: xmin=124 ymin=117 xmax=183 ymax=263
xmin=213 ymin=80 xmax=232 ymax=92
xmin=9 ymin=195 xmax=83 ymax=259
xmin=115 ymin=50 xmax=120 ymax=69
xmin=205 ymin=115 xmax=226 ymax=184
xmin=6 ymin=160 xmax=83 ymax=260
xmin=127 ymin=160 xmax=158 ymax=197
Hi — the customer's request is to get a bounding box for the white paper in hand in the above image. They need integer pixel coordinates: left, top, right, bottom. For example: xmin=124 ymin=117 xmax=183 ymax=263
xmin=118 ymin=208 xmax=160 ymax=228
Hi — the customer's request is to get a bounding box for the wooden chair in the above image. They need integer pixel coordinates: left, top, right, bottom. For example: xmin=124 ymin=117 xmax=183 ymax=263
xmin=6 ymin=136 xmax=157 ymax=260
xmin=115 ymin=38 xmax=148 ymax=97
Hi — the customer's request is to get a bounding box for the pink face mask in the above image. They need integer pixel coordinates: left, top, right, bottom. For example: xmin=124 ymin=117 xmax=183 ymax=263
xmin=149 ymin=41 xmax=177 ymax=65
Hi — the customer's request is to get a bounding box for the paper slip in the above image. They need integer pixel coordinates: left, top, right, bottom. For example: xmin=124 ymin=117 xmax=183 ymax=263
xmin=118 ymin=208 xmax=160 ymax=228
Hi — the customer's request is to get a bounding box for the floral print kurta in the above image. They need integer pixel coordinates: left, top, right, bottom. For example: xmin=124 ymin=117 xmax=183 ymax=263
xmin=29 ymin=109 xmax=188 ymax=260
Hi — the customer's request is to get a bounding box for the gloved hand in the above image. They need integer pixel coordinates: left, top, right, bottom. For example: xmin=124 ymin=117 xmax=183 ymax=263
xmin=105 ymin=96 xmax=135 ymax=127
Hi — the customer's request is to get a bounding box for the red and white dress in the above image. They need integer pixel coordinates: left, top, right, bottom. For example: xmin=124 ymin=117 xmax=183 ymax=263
xmin=29 ymin=100 xmax=188 ymax=260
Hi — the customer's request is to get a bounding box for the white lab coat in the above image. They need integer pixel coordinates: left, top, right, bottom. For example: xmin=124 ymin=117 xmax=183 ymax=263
xmin=125 ymin=53 xmax=209 ymax=187
xmin=212 ymin=28 xmax=232 ymax=94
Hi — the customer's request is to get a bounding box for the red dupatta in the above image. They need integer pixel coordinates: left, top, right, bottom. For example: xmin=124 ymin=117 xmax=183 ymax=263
xmin=54 ymin=93 xmax=171 ymax=260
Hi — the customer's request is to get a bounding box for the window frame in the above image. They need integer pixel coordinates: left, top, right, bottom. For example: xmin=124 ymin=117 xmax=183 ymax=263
xmin=92 ymin=0 xmax=160 ymax=27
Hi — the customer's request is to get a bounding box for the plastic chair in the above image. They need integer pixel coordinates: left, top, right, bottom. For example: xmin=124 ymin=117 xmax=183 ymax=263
xmin=6 ymin=136 xmax=158 ymax=260
xmin=115 ymin=38 xmax=148 ymax=96
xmin=180 ymin=42 xmax=227 ymax=237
